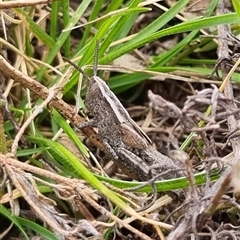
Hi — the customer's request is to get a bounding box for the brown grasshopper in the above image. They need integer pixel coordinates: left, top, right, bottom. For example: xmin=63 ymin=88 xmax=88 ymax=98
xmin=64 ymin=58 xmax=151 ymax=154
xmin=83 ymin=74 xmax=152 ymax=149
xmin=64 ymin=55 xmax=182 ymax=180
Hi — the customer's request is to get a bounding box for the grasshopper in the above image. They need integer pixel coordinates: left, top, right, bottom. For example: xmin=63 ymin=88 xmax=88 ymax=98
xmin=64 ymin=51 xmax=182 ymax=180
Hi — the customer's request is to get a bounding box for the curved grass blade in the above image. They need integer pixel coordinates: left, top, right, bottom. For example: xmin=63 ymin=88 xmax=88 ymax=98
xmin=0 ymin=205 xmax=29 ymax=240
xmin=27 ymin=136 xmax=219 ymax=193
xmin=96 ymin=171 xmax=220 ymax=192
xmin=27 ymin=137 xmax=176 ymax=228
xmin=16 ymin=217 xmax=59 ymax=240
xmin=128 ymin=0 xmax=190 ymax=44
xmin=100 ymin=13 xmax=239 ymax=64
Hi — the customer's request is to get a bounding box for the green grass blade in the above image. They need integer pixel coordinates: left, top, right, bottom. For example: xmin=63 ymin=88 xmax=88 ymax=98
xmin=61 ymin=0 xmax=71 ymax=58
xmin=129 ymin=0 xmax=190 ymax=44
xmin=79 ymin=0 xmax=105 ymax=48
xmin=153 ymin=0 xmax=218 ymax=67
xmin=36 ymin=0 xmax=92 ymax=81
xmin=100 ymin=13 xmax=239 ymax=64
xmin=27 ymin=137 xmax=149 ymax=218
xmin=76 ymin=6 xmax=150 ymax=65
xmin=52 ymin=109 xmax=89 ymax=157
xmin=232 ymin=0 xmax=240 ymax=18
xmin=50 ymin=0 xmax=60 ymax=40
xmin=106 ymin=0 xmax=142 ymax=50
xmin=16 ymin=217 xmax=59 ymax=240
xmin=27 ymin=136 xmax=219 ymax=193
xmin=98 ymin=7 xmax=149 ymax=58
xmin=64 ymin=6 xmax=151 ymax=93
xmin=0 ymin=205 xmax=30 ymax=240
xmin=96 ymin=171 xmax=220 ymax=192
xmin=15 ymin=8 xmax=55 ymax=48
xmin=27 ymin=137 xmax=93 ymax=179
xmin=103 ymin=0 xmax=223 ymax=95
xmin=16 ymin=147 xmax=49 ymax=157
xmin=102 ymin=0 xmax=124 ymax=15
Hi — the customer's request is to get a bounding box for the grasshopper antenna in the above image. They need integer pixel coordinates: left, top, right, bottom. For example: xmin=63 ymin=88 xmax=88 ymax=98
xmin=93 ymin=40 xmax=99 ymax=77
xmin=64 ymin=40 xmax=99 ymax=78
xmin=63 ymin=57 xmax=90 ymax=80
